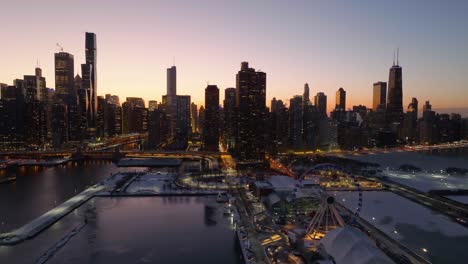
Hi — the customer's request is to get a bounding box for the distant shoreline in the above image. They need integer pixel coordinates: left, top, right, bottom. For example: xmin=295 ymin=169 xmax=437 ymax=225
xmin=427 ymin=107 xmax=468 ymax=117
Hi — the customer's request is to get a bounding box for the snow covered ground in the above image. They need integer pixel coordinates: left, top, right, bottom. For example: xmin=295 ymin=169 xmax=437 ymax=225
xmin=381 ymin=169 xmax=468 ymax=192
xmin=345 ymin=151 xmax=468 ymax=192
xmin=336 ymin=191 xmax=468 ymax=263
xmin=124 ymin=172 xmax=219 ymax=195
xmin=445 ymin=195 xmax=468 ymax=205
xmin=345 ymin=151 xmax=468 ymax=171
xmin=125 ymin=172 xmax=175 ymax=194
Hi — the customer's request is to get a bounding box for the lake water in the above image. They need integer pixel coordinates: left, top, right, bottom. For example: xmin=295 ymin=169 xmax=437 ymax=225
xmin=0 ymin=160 xmax=145 ymax=233
xmin=0 ymin=196 xmax=242 ymax=264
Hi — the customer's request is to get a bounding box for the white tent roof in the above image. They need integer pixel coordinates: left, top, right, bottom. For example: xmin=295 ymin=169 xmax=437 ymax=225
xmin=268 ymin=175 xmax=296 ymax=190
xmin=320 ymin=226 xmax=394 ymax=264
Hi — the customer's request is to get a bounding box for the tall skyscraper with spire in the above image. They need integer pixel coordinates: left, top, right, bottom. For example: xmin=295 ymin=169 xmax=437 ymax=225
xmin=164 ymin=65 xmax=177 ymax=139
xmin=387 ymin=50 xmax=403 ymax=124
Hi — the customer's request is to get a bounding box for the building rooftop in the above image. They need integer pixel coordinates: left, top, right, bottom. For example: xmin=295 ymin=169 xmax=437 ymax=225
xmin=320 ymin=226 xmax=394 ymax=264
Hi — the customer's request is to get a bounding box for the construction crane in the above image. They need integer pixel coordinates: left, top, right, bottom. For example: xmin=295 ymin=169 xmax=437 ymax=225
xmin=56 ymin=43 xmax=64 ymax=52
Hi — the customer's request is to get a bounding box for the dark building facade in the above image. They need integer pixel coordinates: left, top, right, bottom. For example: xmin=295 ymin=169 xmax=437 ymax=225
xmin=148 ymin=109 xmax=168 ymax=149
xmin=335 ymin=87 xmax=346 ymax=111
xmin=223 ymin=88 xmax=236 ymax=150
xmin=122 ymin=98 xmax=147 ymax=134
xmin=373 ymin=82 xmax=387 ymax=111
xmin=401 ymin=97 xmax=418 ymax=143
xmin=314 ymin=92 xmax=327 ymax=117
xmin=387 ymin=62 xmax=403 ymax=124
xmin=54 ymin=52 xmax=75 ymax=100
xmin=289 ymin=95 xmax=303 ymax=149
xmin=198 ymin=106 xmax=205 ymax=135
xmin=235 ymin=62 xmax=267 ymax=160
xmin=82 ymin=32 xmax=97 ymax=127
xmin=190 ymin=102 xmax=198 ymax=133
xmin=203 ymin=85 xmax=220 ymax=151
xmin=303 ymin=83 xmax=310 ymax=104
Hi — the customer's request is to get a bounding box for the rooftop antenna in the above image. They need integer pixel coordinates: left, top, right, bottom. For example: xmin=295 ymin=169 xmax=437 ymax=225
xmin=393 ymin=49 xmax=395 ymax=66
xmin=173 ymin=56 xmax=175 ymax=66
xmin=397 ymin=48 xmax=399 ymax=65
xmin=56 ymin=43 xmax=64 ymax=52
xmin=36 ymin=58 xmax=40 ymax=68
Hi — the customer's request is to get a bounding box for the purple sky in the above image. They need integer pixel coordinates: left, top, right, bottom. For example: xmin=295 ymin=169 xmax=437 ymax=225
xmin=0 ymin=0 xmax=467 ymax=113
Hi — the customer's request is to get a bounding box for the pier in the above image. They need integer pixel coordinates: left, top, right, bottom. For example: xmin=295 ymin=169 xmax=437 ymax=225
xmin=0 ymin=172 xmax=224 ymax=246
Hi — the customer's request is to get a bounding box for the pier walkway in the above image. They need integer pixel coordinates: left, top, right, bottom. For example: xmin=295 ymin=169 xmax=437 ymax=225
xmin=0 ymin=185 xmax=104 ymax=245
xmin=0 ymin=172 xmax=222 ymax=246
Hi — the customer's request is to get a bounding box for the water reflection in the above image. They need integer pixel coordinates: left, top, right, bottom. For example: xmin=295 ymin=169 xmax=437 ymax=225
xmin=0 ymin=161 xmax=145 ymax=233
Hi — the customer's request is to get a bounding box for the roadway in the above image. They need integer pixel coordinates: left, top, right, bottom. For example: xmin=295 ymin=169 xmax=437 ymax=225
xmin=275 ymin=140 xmax=468 ymax=158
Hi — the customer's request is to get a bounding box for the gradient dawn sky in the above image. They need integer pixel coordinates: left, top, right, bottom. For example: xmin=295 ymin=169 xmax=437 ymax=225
xmin=1 ymin=0 xmax=467 ymax=113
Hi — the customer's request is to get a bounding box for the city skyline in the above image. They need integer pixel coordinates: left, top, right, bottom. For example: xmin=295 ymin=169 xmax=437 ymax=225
xmin=1 ymin=2 xmax=468 ymax=263
xmin=1 ymin=0 xmax=467 ymax=114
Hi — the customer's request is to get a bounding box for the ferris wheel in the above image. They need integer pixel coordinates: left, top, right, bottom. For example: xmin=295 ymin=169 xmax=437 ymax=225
xmin=297 ymin=163 xmax=363 ymax=240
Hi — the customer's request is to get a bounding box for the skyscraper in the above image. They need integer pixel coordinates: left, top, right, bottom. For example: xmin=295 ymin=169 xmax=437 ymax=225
xmin=223 ymin=88 xmax=236 ymax=149
xmin=314 ymin=92 xmax=327 ymax=117
xmin=303 ymin=83 xmax=310 ymax=105
xmin=105 ymin=94 xmax=120 ymax=106
xmin=122 ymin=97 xmax=147 ymax=134
xmin=162 ymin=91 xmax=191 ymax=147
xmin=51 ymin=103 xmax=68 ymax=148
xmin=373 ymin=82 xmax=387 ymax=111
xmin=387 ymin=55 xmax=403 ymax=124
xmin=149 ymin=100 xmax=158 ymax=112
xmin=106 ymin=103 xmax=122 ymax=137
xmin=96 ymin=96 xmax=109 ymax=138
xmin=203 ymin=85 xmax=220 ymax=151
xmin=83 ymin=32 xmax=97 ymax=127
xmin=75 ymin=74 xmax=88 ymax=140
xmin=198 ymin=106 xmax=205 ymax=135
xmin=270 ymin=98 xmax=289 ymax=149
xmin=24 ymin=67 xmax=46 ymax=102
xmin=167 ymin=66 xmax=176 ymax=96
xmin=148 ymin=109 xmax=168 ymax=149
xmin=419 ymin=101 xmax=437 ymax=144
xmin=164 ymin=65 xmax=178 ymax=140
xmin=289 ymin=95 xmax=303 ymax=149
xmin=335 ymin=87 xmax=346 ymax=111
xmin=190 ymin=102 xmax=198 ymax=133
xmin=402 ymin=97 xmax=418 ymax=143
xmin=175 ymin=95 xmax=191 ymax=142
xmin=235 ymin=62 xmax=267 ymax=160
xmin=54 ymin=52 xmax=75 ymax=100
xmin=303 ymin=102 xmax=318 ymax=149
